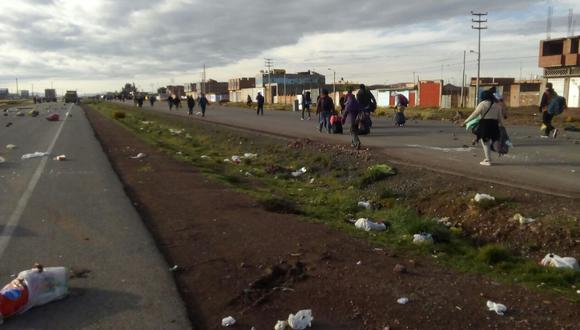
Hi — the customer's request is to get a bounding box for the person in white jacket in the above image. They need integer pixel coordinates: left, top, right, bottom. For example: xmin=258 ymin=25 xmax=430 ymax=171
xmin=463 ymin=90 xmax=505 ymax=166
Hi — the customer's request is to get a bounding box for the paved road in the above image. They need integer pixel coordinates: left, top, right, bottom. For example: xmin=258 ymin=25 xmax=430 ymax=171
xmin=0 ymin=103 xmax=190 ymax=329
xmin=123 ymin=101 xmax=580 ymax=198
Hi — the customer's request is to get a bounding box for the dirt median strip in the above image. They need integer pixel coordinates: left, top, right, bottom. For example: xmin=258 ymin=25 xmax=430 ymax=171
xmin=84 ymin=105 xmax=580 ymax=330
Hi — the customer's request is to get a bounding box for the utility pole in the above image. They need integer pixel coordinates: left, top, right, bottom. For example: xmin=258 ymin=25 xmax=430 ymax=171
xmin=202 ymin=64 xmax=206 ymax=94
xmin=461 ymin=50 xmax=466 ymax=108
xmin=15 ymin=78 xmax=19 ymax=96
xmin=283 ymin=73 xmax=287 ymax=104
xmin=264 ymin=58 xmax=273 ymax=104
xmin=471 ymin=11 xmax=488 ymax=107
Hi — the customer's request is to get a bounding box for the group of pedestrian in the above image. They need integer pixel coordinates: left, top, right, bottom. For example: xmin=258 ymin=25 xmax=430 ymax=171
xmin=166 ymin=94 xmax=209 ymax=117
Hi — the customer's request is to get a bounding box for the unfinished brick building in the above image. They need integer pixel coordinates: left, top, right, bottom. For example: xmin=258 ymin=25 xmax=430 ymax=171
xmin=539 ymin=35 xmax=580 ymax=108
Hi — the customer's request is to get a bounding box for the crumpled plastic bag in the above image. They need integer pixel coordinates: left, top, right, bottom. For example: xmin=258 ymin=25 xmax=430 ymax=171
xmin=486 ymin=300 xmax=507 ymax=316
xmin=274 ymin=320 xmax=289 ymax=330
xmin=243 ymin=153 xmax=258 ymax=159
xmin=357 ymin=201 xmax=372 ymax=209
xmin=288 ymin=309 xmax=313 ymax=329
xmin=0 ymin=156 xmax=5 ymax=164
xmin=474 ymin=193 xmax=495 ymax=203
xmin=221 ymin=316 xmax=236 ymax=327
xmin=130 ymin=153 xmax=147 ymax=159
xmin=412 ymin=233 xmax=433 ymax=245
xmin=540 ymin=254 xmax=579 ymax=270
xmin=291 ymin=167 xmax=307 ymax=177
xmin=21 ymin=152 xmax=49 ymax=160
xmin=0 ymin=265 xmax=68 ymax=323
xmin=513 ymin=213 xmax=535 ymax=224
xmin=354 ymin=218 xmax=387 ymax=232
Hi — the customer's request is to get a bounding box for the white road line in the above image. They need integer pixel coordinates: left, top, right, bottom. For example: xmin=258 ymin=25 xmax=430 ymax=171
xmin=0 ymin=104 xmax=72 ymax=258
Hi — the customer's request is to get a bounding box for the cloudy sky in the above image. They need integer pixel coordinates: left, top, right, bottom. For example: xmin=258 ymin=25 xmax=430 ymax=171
xmin=0 ymin=0 xmax=579 ymax=94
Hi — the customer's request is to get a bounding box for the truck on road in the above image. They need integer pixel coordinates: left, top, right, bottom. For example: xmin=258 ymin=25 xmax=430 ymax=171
xmin=64 ymin=90 xmax=78 ymax=103
xmin=44 ymin=89 xmax=57 ymax=102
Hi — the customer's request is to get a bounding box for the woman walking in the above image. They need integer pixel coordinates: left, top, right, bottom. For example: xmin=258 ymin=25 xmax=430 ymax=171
xmin=341 ymin=90 xmax=361 ymax=149
xmin=463 ymin=90 xmax=505 ymax=166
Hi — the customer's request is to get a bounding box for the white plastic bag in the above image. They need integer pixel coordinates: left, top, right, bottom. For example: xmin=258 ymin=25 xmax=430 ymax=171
xmin=486 ymin=300 xmax=507 ymax=316
xmin=21 ymin=266 xmax=68 ymax=309
xmin=288 ymin=309 xmax=313 ymax=329
xmin=243 ymin=153 xmax=258 ymax=159
xmin=513 ymin=213 xmax=535 ymax=224
xmin=21 ymin=152 xmax=49 ymax=160
xmin=540 ymin=254 xmax=579 ymax=270
xmin=412 ymin=233 xmax=433 ymax=245
xmin=357 ymin=201 xmax=372 ymax=209
xmin=291 ymin=167 xmax=307 ymax=177
xmin=274 ymin=320 xmax=289 ymax=330
xmin=474 ymin=193 xmax=495 ymax=203
xmin=354 ymin=218 xmax=386 ymax=232
xmin=130 ymin=153 xmax=147 ymax=159
xmin=221 ymin=316 xmax=236 ymax=327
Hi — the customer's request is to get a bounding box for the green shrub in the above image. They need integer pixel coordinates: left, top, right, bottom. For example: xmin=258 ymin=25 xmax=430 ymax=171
xmin=360 ymin=164 xmax=396 ymax=187
xmin=476 ymin=245 xmax=512 ymax=265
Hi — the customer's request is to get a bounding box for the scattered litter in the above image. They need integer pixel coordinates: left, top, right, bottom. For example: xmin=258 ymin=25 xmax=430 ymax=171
xmin=230 ymin=155 xmax=241 ymax=164
xmin=540 ymin=254 xmax=579 ymax=270
xmin=291 ymin=167 xmax=307 ymax=177
xmin=21 ymin=152 xmax=49 ymax=160
xmin=356 ymin=260 xmax=362 ymax=265
xmin=412 ymin=233 xmax=434 ymax=245
xmin=169 ymin=265 xmax=179 ymax=272
xmin=0 ymin=156 xmax=5 ymax=164
xmin=28 ymin=110 xmax=39 ymax=117
xmin=6 ymin=144 xmax=16 ymax=150
xmin=513 ymin=213 xmax=536 ymax=225
xmin=200 ymin=155 xmax=210 ymax=160
xmin=397 ymin=297 xmax=409 ymax=305
xmin=243 ymin=153 xmax=258 ymax=159
xmin=393 ymin=264 xmax=407 ymax=273
xmin=473 ymin=193 xmax=495 ymax=203
xmin=0 ymin=264 xmax=68 ymax=322
xmin=223 ymin=158 xmax=232 ymax=163
xmin=168 ymin=128 xmax=184 ymax=135
xmin=486 ymin=300 xmax=507 ymax=316
xmin=309 ymin=178 xmax=315 ymax=184
xmin=288 ymin=309 xmax=313 ymax=330
xmin=221 ymin=316 xmax=236 ymax=327
xmin=354 ymin=218 xmax=387 ymax=231
xmin=130 ymin=153 xmax=147 ymax=159
xmin=244 ymin=172 xmax=253 ymax=177
xmin=16 ymin=111 xmax=24 ymax=117
xmin=274 ymin=320 xmax=289 ymax=330
xmin=357 ymin=201 xmax=372 ymax=209
xmin=433 ymin=217 xmax=452 ymax=227
xmin=45 ymin=113 xmax=59 ymax=121
xmin=53 ymin=155 xmax=66 ymax=161
xmin=195 ymin=112 xmax=202 ymax=116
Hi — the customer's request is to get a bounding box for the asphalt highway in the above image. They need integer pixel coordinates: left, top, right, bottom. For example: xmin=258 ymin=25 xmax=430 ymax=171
xmin=131 ymin=100 xmax=580 ymax=198
xmin=0 ymin=103 xmax=190 ymax=329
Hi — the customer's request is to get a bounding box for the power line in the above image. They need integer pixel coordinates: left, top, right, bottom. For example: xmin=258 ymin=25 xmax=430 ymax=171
xmin=471 ymin=10 xmax=488 ymax=107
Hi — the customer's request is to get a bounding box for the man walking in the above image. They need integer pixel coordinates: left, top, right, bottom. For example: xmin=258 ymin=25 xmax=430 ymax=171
xmin=256 ymin=92 xmax=265 ymax=116
xmin=356 ymin=84 xmax=377 ymax=114
xmin=187 ymin=95 xmax=195 ymax=115
xmin=198 ymin=93 xmax=208 ymax=117
xmin=342 ymin=89 xmax=362 ymax=149
xmin=301 ymin=91 xmax=312 ymax=120
xmin=539 ymin=83 xmax=559 ymax=138
xmin=316 ymin=89 xmax=334 ymax=133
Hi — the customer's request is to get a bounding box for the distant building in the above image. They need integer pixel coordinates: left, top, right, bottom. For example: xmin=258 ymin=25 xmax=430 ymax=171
xmin=418 ymin=80 xmax=443 ymax=108
xmin=20 ymin=90 xmax=29 ymax=98
xmin=509 ymin=80 xmax=543 ymax=107
xmin=0 ymin=88 xmax=8 ymax=99
xmin=441 ymin=84 xmax=468 ymax=108
xmin=539 ymin=35 xmax=580 ymax=107
xmin=370 ymin=83 xmax=417 ymax=108
xmin=44 ymin=89 xmax=57 ymax=102
xmin=228 ymin=78 xmax=256 ymax=91
xmin=167 ymin=85 xmax=185 ymax=99
xmin=254 ymin=70 xmax=326 ymax=103
xmin=195 ymin=79 xmax=228 ymax=95
xmin=467 ymin=78 xmax=515 ymax=107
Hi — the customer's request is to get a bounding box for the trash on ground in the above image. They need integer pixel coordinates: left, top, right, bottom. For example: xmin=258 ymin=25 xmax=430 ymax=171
xmin=21 ymin=152 xmax=49 ymax=160
xmin=0 ymin=264 xmax=68 ymax=322
xmin=130 ymin=153 xmax=147 ymax=159
xmin=223 ymin=158 xmax=232 ymax=163
xmin=413 ymin=233 xmax=434 ymax=245
xmin=53 ymin=155 xmax=66 ymax=161
xmin=6 ymin=144 xmax=16 ymax=150
xmin=393 ymin=264 xmax=407 ymax=273
xmin=540 ymin=254 xmax=579 ymax=270
xmin=221 ymin=316 xmax=236 ymax=327
xmin=357 ymin=201 xmax=372 ymax=209
xmin=433 ymin=217 xmax=452 ymax=227
xmin=354 ymin=218 xmax=387 ymax=231
xmin=486 ymin=300 xmax=507 ymax=316
xmin=231 ymin=155 xmax=242 ymax=163
xmin=169 ymin=128 xmax=184 ymax=135
xmin=45 ymin=114 xmax=59 ymax=121
xmin=291 ymin=167 xmax=308 ymax=177
xmin=274 ymin=320 xmax=289 ymax=330
xmin=473 ymin=193 xmax=495 ymax=203
xmin=243 ymin=153 xmax=258 ymax=159
xmin=397 ymin=297 xmax=409 ymax=305
xmin=16 ymin=111 xmax=24 ymax=117
xmin=287 ymin=309 xmax=313 ymax=330
xmin=200 ymin=155 xmax=210 ymax=159
xmin=513 ymin=213 xmax=536 ymax=225
xmin=28 ymin=110 xmax=39 ymax=117
xmin=0 ymin=156 xmax=5 ymax=164
xmin=169 ymin=265 xmax=179 ymax=272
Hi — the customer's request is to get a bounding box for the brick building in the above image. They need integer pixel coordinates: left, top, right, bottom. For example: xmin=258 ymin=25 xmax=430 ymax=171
xmin=228 ymin=78 xmax=256 ymax=91
xmin=539 ymin=35 xmax=580 ymax=108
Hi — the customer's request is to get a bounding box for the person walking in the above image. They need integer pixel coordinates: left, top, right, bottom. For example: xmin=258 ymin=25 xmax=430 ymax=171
xmin=174 ymin=96 xmax=181 ymax=110
xmin=463 ymin=90 xmax=505 ymax=166
xmin=187 ymin=95 xmax=195 ymax=115
xmin=256 ymin=92 xmax=264 ymax=116
xmin=342 ymin=90 xmax=361 ymax=149
xmin=150 ymin=95 xmax=156 ymax=107
xmin=198 ymin=93 xmax=208 ymax=117
xmin=246 ymin=95 xmax=253 ymax=108
xmin=316 ymin=89 xmax=335 ymax=133
xmin=539 ymin=83 xmax=559 ymax=139
xmin=301 ymin=91 xmax=312 ymax=120
xmin=356 ymin=84 xmax=377 ymax=114
xmin=394 ymin=93 xmax=408 ymax=127
xmin=167 ymin=95 xmax=174 ymax=111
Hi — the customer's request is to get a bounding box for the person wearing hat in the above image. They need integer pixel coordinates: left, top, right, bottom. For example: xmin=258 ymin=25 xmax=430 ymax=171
xmin=539 ymin=82 xmax=558 ymax=138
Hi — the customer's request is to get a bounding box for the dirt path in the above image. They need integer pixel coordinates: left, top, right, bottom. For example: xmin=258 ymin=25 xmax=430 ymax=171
xmin=85 ymin=107 xmax=579 ymax=329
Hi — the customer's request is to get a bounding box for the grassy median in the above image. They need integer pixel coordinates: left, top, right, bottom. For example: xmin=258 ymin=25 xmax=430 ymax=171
xmin=89 ymin=101 xmax=580 ymax=301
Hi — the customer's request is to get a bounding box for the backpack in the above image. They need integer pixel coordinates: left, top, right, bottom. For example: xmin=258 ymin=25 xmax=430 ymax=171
xmin=547 ymin=96 xmax=567 ymax=116
xmin=398 ymin=94 xmax=409 ymax=107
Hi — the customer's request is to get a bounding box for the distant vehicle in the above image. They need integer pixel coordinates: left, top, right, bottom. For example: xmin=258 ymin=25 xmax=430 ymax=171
xmin=64 ymin=90 xmax=78 ymax=103
xmin=44 ymin=89 xmax=57 ymax=102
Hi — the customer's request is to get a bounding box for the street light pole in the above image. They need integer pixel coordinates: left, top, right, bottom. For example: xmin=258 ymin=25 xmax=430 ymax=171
xmin=461 ymin=50 xmax=466 ymax=108
xmin=328 ymin=68 xmax=336 ymax=102
xmin=471 ymin=11 xmax=488 ymax=107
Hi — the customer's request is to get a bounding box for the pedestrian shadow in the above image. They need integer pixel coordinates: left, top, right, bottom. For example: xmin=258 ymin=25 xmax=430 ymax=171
xmin=0 ymin=225 xmax=37 ymax=237
xmin=1 ymin=287 xmax=143 ymax=329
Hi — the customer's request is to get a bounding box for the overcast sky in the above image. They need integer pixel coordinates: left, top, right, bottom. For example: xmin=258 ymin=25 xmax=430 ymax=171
xmin=1 ymin=0 xmax=579 ymax=94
